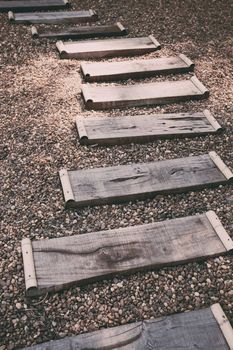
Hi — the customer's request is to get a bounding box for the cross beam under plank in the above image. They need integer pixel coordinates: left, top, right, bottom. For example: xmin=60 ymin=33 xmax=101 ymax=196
xmin=8 ymin=9 xmax=97 ymax=24
xmin=31 ymin=22 xmax=127 ymax=39
xmin=59 ymin=152 xmax=232 ymax=209
xmin=0 ymin=0 xmax=69 ymax=12
xmin=81 ymin=54 xmax=194 ymax=82
xmin=21 ymin=211 xmax=233 ymax=296
xmin=56 ymin=35 xmax=161 ymax=59
xmin=76 ymin=110 xmax=222 ymax=145
xmin=19 ymin=304 xmax=233 ymax=349
xmin=81 ymin=76 xmax=209 ymax=110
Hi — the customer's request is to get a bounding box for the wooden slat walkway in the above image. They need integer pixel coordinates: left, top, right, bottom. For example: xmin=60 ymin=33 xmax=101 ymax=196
xmin=81 ymin=76 xmax=209 ymax=110
xmin=20 ymin=304 xmax=233 ymax=349
xmin=81 ymin=54 xmax=194 ymax=82
xmin=8 ymin=10 xmax=97 ymax=24
xmin=21 ymin=211 xmax=233 ymax=295
xmin=0 ymin=0 xmax=69 ymax=12
xmin=56 ymin=35 xmax=161 ymax=59
xmin=59 ymin=152 xmax=232 ymax=208
xmin=31 ymin=22 xmax=127 ymax=39
xmin=76 ymin=110 xmax=222 ymax=145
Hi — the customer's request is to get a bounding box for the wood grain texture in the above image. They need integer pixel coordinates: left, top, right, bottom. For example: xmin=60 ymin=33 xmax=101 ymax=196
xmin=20 ymin=305 xmax=231 ymax=349
xmin=60 ymin=153 xmax=230 ymax=208
xmin=31 ymin=22 xmax=127 ymax=39
xmin=23 ymin=211 xmax=232 ymax=295
xmin=56 ymin=35 xmax=161 ymax=59
xmin=81 ymin=76 xmax=209 ymax=110
xmin=76 ymin=110 xmax=222 ymax=145
xmin=1 ymin=0 xmax=69 ymax=12
xmin=81 ymin=54 xmax=194 ymax=82
xmin=9 ymin=10 xmax=97 ymax=24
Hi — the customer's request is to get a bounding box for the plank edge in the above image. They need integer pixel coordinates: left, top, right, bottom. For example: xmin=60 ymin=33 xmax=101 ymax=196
xmin=31 ymin=26 xmax=38 ymax=38
xmin=59 ymin=169 xmax=75 ymax=207
xmin=211 ymin=303 xmax=233 ymax=350
xmin=209 ymin=151 xmax=233 ymax=180
xmin=205 ymin=211 xmax=233 ymax=251
xmin=191 ymin=75 xmax=209 ymax=97
xmin=8 ymin=10 xmax=15 ymax=21
xmin=179 ymin=53 xmax=195 ymax=69
xmin=21 ymin=238 xmax=38 ymax=295
xmin=56 ymin=40 xmax=67 ymax=58
xmin=203 ymin=109 xmax=222 ymax=131
xmin=75 ymin=117 xmax=88 ymax=144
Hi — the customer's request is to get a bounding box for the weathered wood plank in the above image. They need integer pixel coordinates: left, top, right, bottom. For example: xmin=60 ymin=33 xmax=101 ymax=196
xmin=56 ymin=35 xmax=161 ymax=59
xmin=8 ymin=9 xmax=97 ymax=24
xmin=76 ymin=110 xmax=222 ymax=145
xmin=81 ymin=76 xmax=209 ymax=110
xmin=0 ymin=0 xmax=69 ymax=12
xmin=21 ymin=211 xmax=232 ymax=295
xmin=81 ymin=54 xmax=194 ymax=82
xmin=19 ymin=304 xmax=233 ymax=349
xmin=59 ymin=152 xmax=232 ymax=208
xmin=31 ymin=22 xmax=127 ymax=39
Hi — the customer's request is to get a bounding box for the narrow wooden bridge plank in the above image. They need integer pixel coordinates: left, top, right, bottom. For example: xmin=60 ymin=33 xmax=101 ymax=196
xmin=81 ymin=76 xmax=209 ymax=110
xmin=8 ymin=9 xmax=97 ymax=24
xmin=31 ymin=22 xmax=127 ymax=39
xmin=56 ymin=35 xmax=161 ymax=59
xmin=81 ymin=54 xmax=194 ymax=82
xmin=21 ymin=211 xmax=233 ymax=295
xmin=59 ymin=152 xmax=232 ymax=208
xmin=0 ymin=0 xmax=69 ymax=12
xmin=20 ymin=304 xmax=233 ymax=349
xmin=76 ymin=110 xmax=222 ymax=145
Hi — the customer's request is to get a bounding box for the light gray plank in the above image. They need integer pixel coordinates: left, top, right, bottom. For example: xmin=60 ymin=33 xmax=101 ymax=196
xmin=81 ymin=54 xmax=194 ymax=82
xmin=8 ymin=10 xmax=97 ymax=24
xmin=22 ymin=211 xmax=232 ymax=295
xmin=1 ymin=0 xmax=69 ymax=12
xmin=59 ymin=153 xmax=231 ymax=208
xmin=31 ymin=22 xmax=127 ymax=39
xmin=56 ymin=35 xmax=161 ymax=59
xmin=20 ymin=305 xmax=232 ymax=349
xmin=81 ymin=76 xmax=209 ymax=110
xmin=76 ymin=110 xmax=222 ymax=145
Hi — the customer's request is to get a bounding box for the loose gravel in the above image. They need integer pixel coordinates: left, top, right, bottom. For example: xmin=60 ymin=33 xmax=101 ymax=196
xmin=0 ymin=0 xmax=232 ymax=349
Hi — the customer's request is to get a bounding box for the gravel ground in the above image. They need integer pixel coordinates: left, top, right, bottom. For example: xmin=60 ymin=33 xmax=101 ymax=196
xmin=0 ymin=0 xmax=233 ymax=348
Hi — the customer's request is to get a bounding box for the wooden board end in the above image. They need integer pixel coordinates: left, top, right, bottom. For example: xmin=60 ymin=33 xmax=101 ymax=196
xmin=211 ymin=303 xmax=233 ymax=350
xmin=59 ymin=169 xmax=75 ymax=207
xmin=21 ymin=238 xmax=38 ymax=295
xmin=206 ymin=211 xmax=233 ymax=252
xmin=209 ymin=151 xmax=233 ymax=180
xmin=179 ymin=53 xmax=195 ymax=70
xmin=31 ymin=26 xmax=39 ymax=38
xmin=203 ymin=109 xmax=222 ymax=132
xmin=191 ymin=75 xmax=209 ymax=97
xmin=8 ymin=11 xmax=15 ymax=22
xmin=148 ymin=34 xmax=161 ymax=49
xmin=75 ymin=117 xmax=88 ymax=144
xmin=56 ymin=40 xmax=67 ymax=59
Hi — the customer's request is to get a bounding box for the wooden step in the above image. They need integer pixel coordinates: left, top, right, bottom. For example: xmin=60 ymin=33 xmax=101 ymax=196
xmin=0 ymin=0 xmax=69 ymax=12
xmin=21 ymin=211 xmax=233 ymax=296
xmin=76 ymin=110 xmax=222 ymax=145
xmin=81 ymin=54 xmax=194 ymax=82
xmin=20 ymin=304 xmax=233 ymax=349
xmin=81 ymin=76 xmax=209 ymax=110
xmin=31 ymin=22 xmax=127 ymax=39
xmin=56 ymin=35 xmax=161 ymax=59
xmin=59 ymin=152 xmax=232 ymax=208
xmin=8 ymin=9 xmax=97 ymax=24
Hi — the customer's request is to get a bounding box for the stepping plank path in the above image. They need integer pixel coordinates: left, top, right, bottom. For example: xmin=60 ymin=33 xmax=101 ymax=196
xmin=81 ymin=76 xmax=209 ymax=109
xmin=76 ymin=110 xmax=222 ymax=145
xmin=31 ymin=22 xmax=127 ymax=39
xmin=20 ymin=304 xmax=233 ymax=349
xmin=56 ymin=35 xmax=161 ymax=59
xmin=9 ymin=10 xmax=98 ymax=24
xmin=0 ymin=0 xmax=69 ymax=12
xmin=81 ymin=54 xmax=194 ymax=82
xmin=22 ymin=211 xmax=233 ymax=296
xmin=59 ymin=152 xmax=232 ymax=208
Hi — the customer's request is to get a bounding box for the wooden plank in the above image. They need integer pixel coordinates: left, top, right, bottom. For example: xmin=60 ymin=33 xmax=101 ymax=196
xmin=81 ymin=54 xmax=194 ymax=82
xmin=81 ymin=76 xmax=209 ymax=110
xmin=21 ymin=211 xmax=233 ymax=295
xmin=76 ymin=109 xmax=222 ymax=145
xmin=56 ymin=35 xmax=161 ymax=59
xmin=59 ymin=152 xmax=232 ymax=208
xmin=8 ymin=9 xmax=97 ymax=24
xmin=0 ymin=0 xmax=69 ymax=12
xmin=20 ymin=304 xmax=233 ymax=349
xmin=31 ymin=22 xmax=127 ymax=39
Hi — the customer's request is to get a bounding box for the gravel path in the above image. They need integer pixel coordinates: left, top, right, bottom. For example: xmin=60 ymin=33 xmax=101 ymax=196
xmin=0 ymin=0 xmax=232 ymax=348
